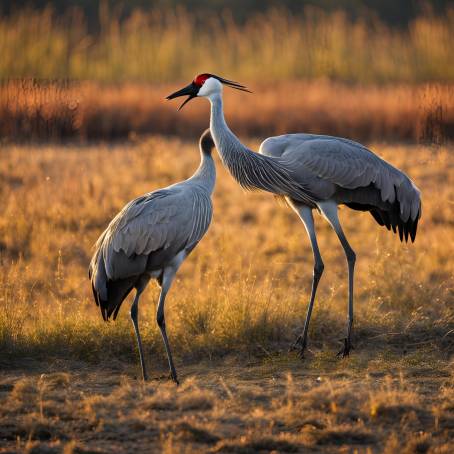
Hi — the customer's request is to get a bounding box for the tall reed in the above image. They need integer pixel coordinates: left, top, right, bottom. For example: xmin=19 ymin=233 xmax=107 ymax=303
xmin=0 ymin=7 xmax=453 ymax=83
xmin=1 ymin=80 xmax=452 ymax=141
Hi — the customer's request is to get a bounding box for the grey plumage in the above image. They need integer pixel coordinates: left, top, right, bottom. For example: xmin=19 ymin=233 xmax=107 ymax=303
xmin=211 ymin=96 xmax=421 ymax=240
xmin=89 ymin=129 xmax=216 ymax=383
xmin=208 ymin=87 xmax=421 ymax=357
xmin=211 ymin=99 xmax=317 ymax=207
xmin=167 ymin=75 xmax=422 ymax=359
xmin=260 ymin=133 xmax=421 ymax=242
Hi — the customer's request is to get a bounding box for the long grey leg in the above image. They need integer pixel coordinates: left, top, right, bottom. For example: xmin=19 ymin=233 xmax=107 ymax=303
xmin=130 ymin=290 xmax=148 ymax=381
xmin=289 ymin=202 xmax=324 ymax=357
xmin=156 ymin=251 xmax=186 ymax=385
xmin=318 ymin=201 xmax=356 ymax=357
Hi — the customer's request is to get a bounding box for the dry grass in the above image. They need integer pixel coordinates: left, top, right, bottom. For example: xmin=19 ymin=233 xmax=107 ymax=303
xmin=1 ymin=8 xmax=453 ymax=84
xmin=0 ymin=138 xmax=453 ymax=452
xmin=0 ymin=137 xmax=452 ymax=358
xmin=1 ymin=80 xmax=453 ymax=142
xmin=0 ymin=364 xmax=453 ymax=452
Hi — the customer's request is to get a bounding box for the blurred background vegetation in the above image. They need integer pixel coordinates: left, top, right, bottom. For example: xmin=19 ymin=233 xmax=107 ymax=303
xmin=0 ymin=1 xmax=453 ymax=83
xmin=2 ymin=0 xmax=453 ymax=26
xmin=0 ymin=1 xmax=452 ymax=141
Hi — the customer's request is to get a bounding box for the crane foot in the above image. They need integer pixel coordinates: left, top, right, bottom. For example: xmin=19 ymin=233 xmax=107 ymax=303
xmin=336 ymin=338 xmax=354 ymax=358
xmin=289 ymin=335 xmax=308 ymax=359
xmin=170 ymin=372 xmax=180 ymax=386
xmin=153 ymin=373 xmax=179 ymax=385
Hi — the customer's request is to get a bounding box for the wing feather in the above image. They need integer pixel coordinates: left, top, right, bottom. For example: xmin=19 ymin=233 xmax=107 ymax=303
xmin=294 ymin=138 xmax=401 ymax=199
xmin=261 ymin=134 xmax=421 ymax=221
xmin=95 ymin=186 xmax=212 ymax=281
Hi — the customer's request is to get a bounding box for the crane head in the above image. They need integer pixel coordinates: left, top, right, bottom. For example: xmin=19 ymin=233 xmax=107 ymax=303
xmin=199 ymin=128 xmax=215 ymax=155
xmin=166 ymin=74 xmax=251 ymax=110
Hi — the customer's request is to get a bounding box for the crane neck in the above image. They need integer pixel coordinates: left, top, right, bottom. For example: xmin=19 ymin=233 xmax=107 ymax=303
xmin=208 ymin=92 xmax=272 ymax=191
xmin=209 ymin=94 xmax=255 ymax=161
xmin=207 ymin=92 xmax=315 ymax=205
xmin=188 ymin=146 xmax=216 ymax=195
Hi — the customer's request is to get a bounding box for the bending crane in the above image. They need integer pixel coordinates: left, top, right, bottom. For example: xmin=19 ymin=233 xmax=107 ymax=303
xmin=89 ymin=130 xmax=216 ymax=382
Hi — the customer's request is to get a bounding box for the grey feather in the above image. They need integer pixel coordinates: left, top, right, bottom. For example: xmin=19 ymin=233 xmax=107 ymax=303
xmin=208 ymin=92 xmax=421 ymax=242
xmin=89 ymin=129 xmax=216 ymax=320
xmin=175 ymin=78 xmax=423 ymax=362
xmin=260 ymin=133 xmax=421 ymax=224
xmin=210 ymin=98 xmax=317 ymax=207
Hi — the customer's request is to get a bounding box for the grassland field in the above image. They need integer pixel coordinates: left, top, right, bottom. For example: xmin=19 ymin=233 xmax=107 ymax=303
xmin=1 ymin=4 xmax=453 ymax=452
xmin=0 ymin=135 xmax=453 ymax=453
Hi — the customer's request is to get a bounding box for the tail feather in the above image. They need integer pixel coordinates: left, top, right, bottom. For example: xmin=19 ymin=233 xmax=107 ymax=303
xmin=404 ymin=223 xmax=409 ymax=242
xmin=105 ymin=277 xmax=136 ymax=320
xmin=92 ymin=276 xmax=135 ymax=321
xmin=410 ymin=216 xmax=418 ymax=242
xmin=347 ymin=198 xmax=421 ymax=243
xmin=370 ymin=209 xmax=386 ymax=228
xmin=368 ymin=201 xmax=421 ymax=243
xmin=89 ymin=249 xmax=136 ymax=321
xmin=341 ymin=175 xmax=421 ymax=243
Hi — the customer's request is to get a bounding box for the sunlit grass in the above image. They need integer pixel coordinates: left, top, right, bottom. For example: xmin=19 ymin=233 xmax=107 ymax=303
xmin=0 ymin=137 xmax=452 ymax=453
xmin=0 ymin=138 xmax=452 ymax=366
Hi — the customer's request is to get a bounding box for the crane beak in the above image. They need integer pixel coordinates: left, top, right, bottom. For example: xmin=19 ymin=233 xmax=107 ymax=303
xmin=166 ymin=83 xmax=198 ymax=110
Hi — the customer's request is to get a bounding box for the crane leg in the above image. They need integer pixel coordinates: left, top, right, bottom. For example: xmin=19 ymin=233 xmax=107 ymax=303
xmin=130 ymin=289 xmax=148 ymax=381
xmin=289 ymin=202 xmax=324 ymax=358
xmin=318 ymin=201 xmax=356 ymax=358
xmin=156 ymin=251 xmax=186 ymax=385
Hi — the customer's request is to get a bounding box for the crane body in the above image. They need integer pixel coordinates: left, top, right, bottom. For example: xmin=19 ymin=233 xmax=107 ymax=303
xmin=89 ymin=130 xmax=216 ymax=383
xmin=167 ymin=75 xmax=421 ymax=357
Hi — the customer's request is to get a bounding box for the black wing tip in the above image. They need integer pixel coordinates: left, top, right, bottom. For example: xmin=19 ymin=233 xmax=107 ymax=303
xmin=369 ymin=206 xmax=419 ymax=243
xmin=410 ymin=215 xmax=419 ymax=243
xmin=398 ymin=214 xmax=419 ymax=244
xmin=91 ymin=280 xmax=110 ymax=322
xmin=95 ymin=279 xmax=136 ymax=322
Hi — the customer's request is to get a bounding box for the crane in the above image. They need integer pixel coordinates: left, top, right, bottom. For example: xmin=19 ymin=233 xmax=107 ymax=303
xmin=89 ymin=129 xmax=216 ymax=383
xmin=167 ymin=74 xmax=421 ymax=358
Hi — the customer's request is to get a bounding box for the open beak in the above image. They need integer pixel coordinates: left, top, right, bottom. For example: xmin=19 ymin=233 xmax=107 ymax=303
xmin=166 ymin=76 xmax=252 ymax=110
xmin=166 ymin=82 xmax=198 ymax=110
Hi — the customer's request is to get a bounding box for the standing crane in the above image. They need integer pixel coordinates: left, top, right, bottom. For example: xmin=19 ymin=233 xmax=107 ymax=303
xmin=167 ymin=74 xmax=421 ymax=358
xmin=89 ymin=130 xmax=216 ymax=383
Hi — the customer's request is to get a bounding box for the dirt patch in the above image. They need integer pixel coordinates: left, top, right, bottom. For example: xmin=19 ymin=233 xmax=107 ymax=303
xmin=0 ymin=357 xmax=453 ymax=453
